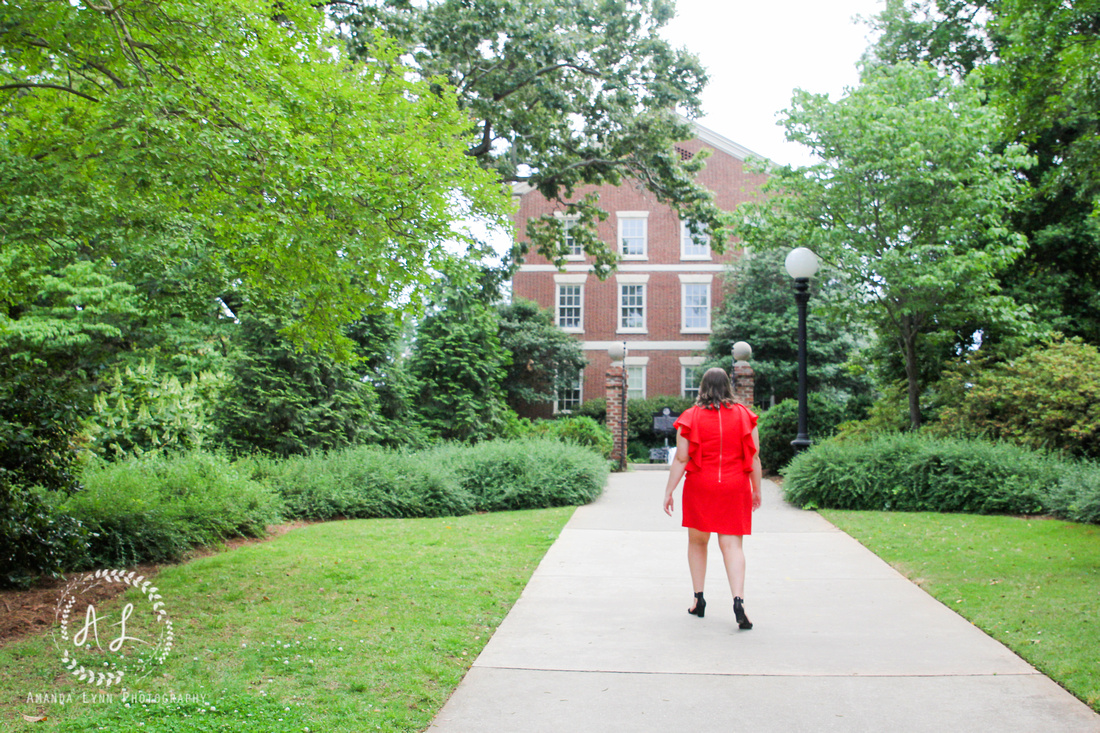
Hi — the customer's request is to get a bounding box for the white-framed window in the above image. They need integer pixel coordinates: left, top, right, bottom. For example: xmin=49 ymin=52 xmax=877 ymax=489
xmin=617 ymin=274 xmax=649 ymax=333
xmin=617 ymin=212 xmax=649 ymax=259
xmin=554 ymin=274 xmax=586 ymax=333
xmin=555 ymin=369 xmax=583 ymax=413
xmin=681 ymin=356 xmax=705 ymax=399
xmin=557 ymin=285 xmax=582 ymax=330
xmin=563 ymin=218 xmax=583 ymax=258
xmin=625 ymin=357 xmax=648 ymax=400
xmin=679 ymin=274 xmax=713 ymax=333
xmin=680 ymin=221 xmax=711 ymax=260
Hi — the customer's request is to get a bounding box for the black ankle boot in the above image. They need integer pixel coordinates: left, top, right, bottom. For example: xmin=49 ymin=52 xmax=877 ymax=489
xmin=733 ymin=597 xmax=753 ymax=630
xmin=688 ymin=591 xmax=706 ymax=617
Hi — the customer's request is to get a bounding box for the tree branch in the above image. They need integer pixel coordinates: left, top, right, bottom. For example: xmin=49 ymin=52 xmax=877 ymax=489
xmin=0 ymin=82 xmax=100 ymax=103
xmin=491 ymin=62 xmax=601 ymax=103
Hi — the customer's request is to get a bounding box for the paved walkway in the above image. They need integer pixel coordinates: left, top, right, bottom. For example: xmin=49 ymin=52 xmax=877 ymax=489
xmin=429 ymin=471 xmax=1100 ymax=732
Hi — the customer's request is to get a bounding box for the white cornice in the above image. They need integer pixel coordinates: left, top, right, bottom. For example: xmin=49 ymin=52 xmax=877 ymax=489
xmin=688 ymin=120 xmax=768 ymax=164
xmin=583 ymin=341 xmax=709 ymax=351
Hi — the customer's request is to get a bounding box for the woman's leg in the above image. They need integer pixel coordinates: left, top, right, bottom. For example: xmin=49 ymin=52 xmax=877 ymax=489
xmin=717 ymin=534 xmax=747 ymax=599
xmin=687 ymin=528 xmax=710 ymax=606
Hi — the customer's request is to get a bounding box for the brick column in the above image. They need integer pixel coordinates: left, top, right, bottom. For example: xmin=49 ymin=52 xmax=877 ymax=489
xmin=605 ymin=365 xmax=628 ymax=471
xmin=733 ymin=361 xmax=755 ymax=408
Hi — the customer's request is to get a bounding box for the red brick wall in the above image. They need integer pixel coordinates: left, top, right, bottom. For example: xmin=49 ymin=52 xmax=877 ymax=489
xmin=512 ymin=131 xmax=768 ymax=410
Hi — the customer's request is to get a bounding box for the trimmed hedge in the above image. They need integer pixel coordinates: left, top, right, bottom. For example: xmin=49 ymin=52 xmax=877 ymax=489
xmin=2 ymin=439 xmax=609 ymax=586
xmin=428 ymin=438 xmax=609 ymax=511
xmin=757 ymin=394 xmax=847 ymax=474
xmin=256 ymin=447 xmax=474 ymax=520
xmin=259 ymin=437 xmax=608 ymax=520
xmin=781 ymin=433 xmax=1100 ymax=522
xmin=64 ymin=452 xmax=283 ymax=568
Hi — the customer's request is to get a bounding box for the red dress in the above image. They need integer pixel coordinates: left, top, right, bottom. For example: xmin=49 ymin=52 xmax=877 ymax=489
xmin=673 ymin=403 xmax=759 ymax=535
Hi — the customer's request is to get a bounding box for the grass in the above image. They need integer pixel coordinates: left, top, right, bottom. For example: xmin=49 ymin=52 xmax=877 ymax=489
xmin=823 ymin=510 xmax=1100 ymax=713
xmin=0 ymin=507 xmax=574 ymax=732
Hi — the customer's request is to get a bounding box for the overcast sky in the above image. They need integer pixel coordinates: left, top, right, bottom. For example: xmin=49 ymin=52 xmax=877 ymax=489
xmin=661 ymin=0 xmax=886 ymax=166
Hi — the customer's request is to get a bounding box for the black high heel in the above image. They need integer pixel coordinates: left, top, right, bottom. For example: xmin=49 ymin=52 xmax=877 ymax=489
xmin=688 ymin=591 xmax=706 ymax=617
xmin=733 ymin=597 xmax=753 ymax=629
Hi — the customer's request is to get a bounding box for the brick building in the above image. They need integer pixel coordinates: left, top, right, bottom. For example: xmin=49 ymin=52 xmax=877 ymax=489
xmin=511 ymin=122 xmax=768 ymax=416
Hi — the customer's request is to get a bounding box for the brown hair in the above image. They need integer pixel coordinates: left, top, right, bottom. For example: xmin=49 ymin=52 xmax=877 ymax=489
xmin=696 ymin=367 xmax=736 ymax=410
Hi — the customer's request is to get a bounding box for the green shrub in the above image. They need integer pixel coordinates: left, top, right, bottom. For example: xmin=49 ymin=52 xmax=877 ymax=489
xmin=0 ymin=479 xmax=89 ymax=588
xmin=0 ymin=373 xmax=86 ymax=492
xmin=87 ymin=358 xmax=226 ymax=459
xmin=1047 ymin=460 xmax=1100 ymax=525
xmin=429 ymin=438 xmax=608 ymax=512
xmin=575 ymin=398 xmax=607 ymax=423
xmin=549 ymin=416 xmax=613 ymax=458
xmin=933 ymin=337 xmax=1100 ymax=459
xmin=64 ymin=451 xmax=283 ymax=567
xmin=783 ymin=433 xmax=1051 ymax=515
xmin=757 ymin=394 xmax=847 ymax=473
xmin=264 ymin=446 xmax=473 ymax=520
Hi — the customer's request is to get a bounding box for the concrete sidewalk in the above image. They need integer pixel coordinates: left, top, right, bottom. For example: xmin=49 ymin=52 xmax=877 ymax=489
xmin=429 ymin=471 xmax=1100 ymax=732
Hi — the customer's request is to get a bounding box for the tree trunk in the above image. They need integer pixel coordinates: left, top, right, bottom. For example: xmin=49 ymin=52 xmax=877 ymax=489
xmin=902 ymin=327 xmax=922 ymax=430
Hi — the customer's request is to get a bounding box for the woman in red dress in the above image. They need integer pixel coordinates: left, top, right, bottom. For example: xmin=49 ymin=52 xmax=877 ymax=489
xmin=663 ymin=368 xmax=762 ymax=629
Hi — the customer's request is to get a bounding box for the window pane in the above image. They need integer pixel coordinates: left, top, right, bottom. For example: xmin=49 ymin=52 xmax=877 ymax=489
xmin=564 ymin=220 xmax=582 ymax=256
xmin=626 ymin=365 xmax=645 ymax=400
xmin=620 ymin=219 xmax=645 ymax=256
xmin=556 ymin=369 xmax=582 ymax=412
xmin=683 ymin=283 xmax=709 ymax=329
xmin=683 ymin=365 xmax=702 ymax=399
xmin=681 ymin=221 xmax=710 ymax=257
xmin=558 ymin=284 xmax=582 ymax=329
xmin=620 ymin=284 xmax=645 ymax=329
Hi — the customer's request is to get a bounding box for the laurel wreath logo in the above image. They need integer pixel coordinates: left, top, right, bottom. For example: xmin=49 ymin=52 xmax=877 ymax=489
xmin=53 ymin=569 xmax=174 ymax=687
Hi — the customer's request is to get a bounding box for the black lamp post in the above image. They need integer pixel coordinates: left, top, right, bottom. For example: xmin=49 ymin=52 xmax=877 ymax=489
xmin=785 ymin=247 xmax=819 ymax=454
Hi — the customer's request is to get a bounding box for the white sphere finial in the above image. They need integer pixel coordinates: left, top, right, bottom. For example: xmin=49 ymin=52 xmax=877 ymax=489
xmin=732 ymin=341 xmax=752 ymax=362
xmin=785 ymin=247 xmax=820 ymax=279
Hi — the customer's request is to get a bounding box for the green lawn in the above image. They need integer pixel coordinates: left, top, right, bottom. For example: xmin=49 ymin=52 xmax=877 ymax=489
xmin=823 ymin=510 xmax=1100 ymax=712
xmin=0 ymin=507 xmax=574 ymax=732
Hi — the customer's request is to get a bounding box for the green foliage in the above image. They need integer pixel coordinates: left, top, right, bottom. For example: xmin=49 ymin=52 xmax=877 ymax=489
xmin=336 ymin=0 xmax=729 ymax=277
xmin=738 ymin=61 xmax=1034 ymax=429
xmin=256 ymin=447 xmax=474 ymax=521
xmin=215 ymin=314 xmax=382 ymax=457
xmin=1048 ymin=460 xmax=1100 ymax=526
xmin=576 ymin=398 xmax=608 ymax=423
xmin=526 ymin=415 xmax=614 ymax=459
xmin=87 ymin=358 xmax=226 ymax=459
xmin=0 ymin=480 xmax=89 ymax=589
xmin=757 ymin=395 xmax=848 ymax=474
xmin=864 ymin=0 xmax=1100 ymax=346
xmin=709 ymin=249 xmax=870 ymax=405
xmin=783 ymin=433 xmax=1051 ymax=516
xmin=409 ymin=290 xmax=512 ymax=443
xmin=260 ymin=438 xmax=607 ymax=520
xmin=0 ymin=0 xmax=508 ymax=358
xmin=64 ymin=452 xmax=282 ymax=568
xmin=497 ymin=298 xmax=587 ymax=412
xmin=0 ymin=372 xmax=87 ymax=492
xmin=933 ymin=338 xmax=1100 ymax=459
xmin=429 ymin=438 xmax=609 ymax=512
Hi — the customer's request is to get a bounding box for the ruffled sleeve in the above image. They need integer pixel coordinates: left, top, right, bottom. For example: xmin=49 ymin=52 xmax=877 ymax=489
xmin=735 ymin=403 xmax=759 ymax=473
xmin=672 ymin=406 xmax=701 ymax=473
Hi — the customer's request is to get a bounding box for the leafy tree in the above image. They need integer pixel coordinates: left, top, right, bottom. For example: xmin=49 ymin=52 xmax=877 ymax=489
xmin=408 ymin=283 xmax=513 ymax=442
xmin=863 ymin=0 xmax=1100 ymax=343
xmin=707 ymin=249 xmax=870 ymax=408
xmin=0 ymin=0 xmax=508 ymax=358
xmin=737 ymin=62 xmax=1033 ymax=429
xmin=215 ymin=314 xmax=383 ymax=457
xmin=933 ymin=337 xmax=1100 ymax=459
xmin=496 ymin=298 xmax=586 ymax=413
xmin=335 ymin=0 xmax=732 ymax=276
